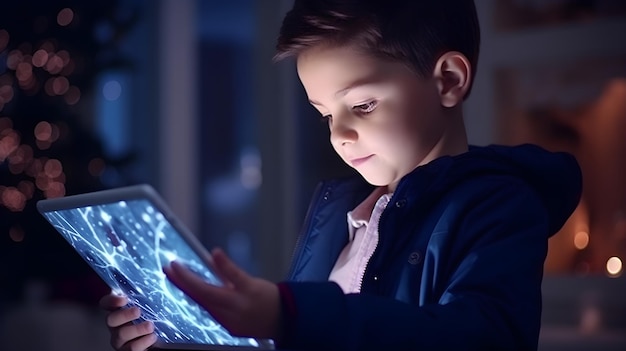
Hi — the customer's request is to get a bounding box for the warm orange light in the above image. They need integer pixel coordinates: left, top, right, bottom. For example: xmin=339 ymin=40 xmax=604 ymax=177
xmin=606 ymin=257 xmax=622 ymax=277
xmin=574 ymin=231 xmax=589 ymax=250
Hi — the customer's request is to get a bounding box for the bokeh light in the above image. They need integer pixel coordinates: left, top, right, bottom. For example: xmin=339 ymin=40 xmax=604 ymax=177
xmin=32 ymin=49 xmax=49 ymax=67
xmin=606 ymin=257 xmax=622 ymax=277
xmin=574 ymin=231 xmax=589 ymax=250
xmin=35 ymin=121 xmax=52 ymax=141
xmin=1 ymin=187 xmax=26 ymax=212
xmin=7 ymin=50 xmax=23 ymax=70
xmin=57 ymin=8 xmax=74 ymax=27
xmin=0 ymin=84 xmax=14 ymax=105
xmin=9 ymin=225 xmax=25 ymax=243
xmin=44 ymin=159 xmax=63 ymax=178
xmin=88 ymin=157 xmax=106 ymax=177
xmin=45 ymin=54 xmax=64 ymax=75
xmin=0 ymin=128 xmax=20 ymax=162
xmin=64 ymin=86 xmax=81 ymax=105
xmin=52 ymin=76 xmax=70 ymax=95
xmin=57 ymin=50 xmax=70 ymax=65
xmin=17 ymin=180 xmax=35 ymax=199
xmin=103 ymin=80 xmax=122 ymax=101
xmin=16 ymin=62 xmax=33 ymax=82
xmin=45 ymin=181 xmax=65 ymax=198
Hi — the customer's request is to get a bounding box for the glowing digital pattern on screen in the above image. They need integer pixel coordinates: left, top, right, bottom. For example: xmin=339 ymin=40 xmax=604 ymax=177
xmin=42 ymin=199 xmax=261 ymax=348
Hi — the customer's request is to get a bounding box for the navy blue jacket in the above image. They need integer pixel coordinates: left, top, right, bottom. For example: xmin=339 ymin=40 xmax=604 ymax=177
xmin=278 ymin=144 xmax=582 ymax=351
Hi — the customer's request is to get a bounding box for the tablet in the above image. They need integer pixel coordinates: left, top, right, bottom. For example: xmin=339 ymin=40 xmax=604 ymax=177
xmin=37 ymin=184 xmax=274 ymax=351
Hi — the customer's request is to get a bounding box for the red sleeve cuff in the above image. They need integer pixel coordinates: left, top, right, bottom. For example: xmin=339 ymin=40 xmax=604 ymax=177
xmin=276 ymin=282 xmax=297 ymax=347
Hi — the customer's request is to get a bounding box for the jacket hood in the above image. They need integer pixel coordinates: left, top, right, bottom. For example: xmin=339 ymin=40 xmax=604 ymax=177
xmin=400 ymin=144 xmax=583 ymax=237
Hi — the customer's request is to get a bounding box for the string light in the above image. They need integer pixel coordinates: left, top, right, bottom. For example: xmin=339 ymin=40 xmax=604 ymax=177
xmin=0 ymin=5 xmax=136 ymax=250
xmin=1 ymin=187 xmax=26 ymax=212
xmin=34 ymin=121 xmax=52 ymax=141
xmin=88 ymin=158 xmax=106 ymax=177
xmin=32 ymin=49 xmax=49 ymax=67
xmin=52 ymin=77 xmax=70 ymax=95
xmin=7 ymin=50 xmax=23 ymax=70
xmin=44 ymin=159 xmax=63 ymax=178
xmin=574 ymin=231 xmax=589 ymax=250
xmin=606 ymin=257 xmax=622 ymax=277
xmin=64 ymin=86 xmax=81 ymax=105
xmin=0 ymin=84 xmax=14 ymax=106
xmin=17 ymin=180 xmax=35 ymax=199
xmin=57 ymin=8 xmax=74 ymax=27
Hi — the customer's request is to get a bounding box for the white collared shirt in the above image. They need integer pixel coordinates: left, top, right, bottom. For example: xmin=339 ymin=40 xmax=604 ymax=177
xmin=328 ymin=187 xmax=393 ymax=293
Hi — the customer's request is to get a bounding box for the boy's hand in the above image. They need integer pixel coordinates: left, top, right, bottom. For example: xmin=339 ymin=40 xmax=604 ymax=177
xmin=99 ymin=293 xmax=157 ymax=351
xmin=164 ymin=248 xmax=283 ymax=341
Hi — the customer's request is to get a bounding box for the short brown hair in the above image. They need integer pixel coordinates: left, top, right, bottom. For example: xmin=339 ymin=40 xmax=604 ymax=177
xmin=275 ymin=0 xmax=481 ymax=95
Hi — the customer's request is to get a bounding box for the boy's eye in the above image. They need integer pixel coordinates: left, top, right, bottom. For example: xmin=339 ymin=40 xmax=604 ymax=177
xmin=354 ymin=101 xmax=377 ymax=113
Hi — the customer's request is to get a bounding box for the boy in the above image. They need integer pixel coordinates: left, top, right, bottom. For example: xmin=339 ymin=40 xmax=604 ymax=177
xmin=101 ymin=0 xmax=582 ymax=350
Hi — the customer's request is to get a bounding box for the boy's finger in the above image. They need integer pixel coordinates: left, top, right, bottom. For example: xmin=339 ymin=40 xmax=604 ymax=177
xmin=211 ymin=248 xmax=249 ymax=288
xmin=106 ymin=306 xmax=141 ymax=328
xmin=99 ymin=293 xmax=128 ymax=311
xmin=114 ymin=320 xmax=155 ymax=348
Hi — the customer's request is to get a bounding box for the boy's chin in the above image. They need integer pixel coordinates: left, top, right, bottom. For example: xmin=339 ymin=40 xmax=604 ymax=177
xmin=359 ymin=173 xmax=393 ymax=188
xmin=357 ymin=170 xmax=404 ymax=191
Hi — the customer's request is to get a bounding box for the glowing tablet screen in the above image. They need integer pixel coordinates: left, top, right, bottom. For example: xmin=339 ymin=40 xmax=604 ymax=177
xmin=41 ymin=198 xmax=265 ymax=349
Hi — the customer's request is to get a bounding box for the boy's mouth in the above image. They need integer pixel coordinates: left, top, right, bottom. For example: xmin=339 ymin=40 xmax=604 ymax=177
xmin=350 ymin=154 xmax=374 ymax=167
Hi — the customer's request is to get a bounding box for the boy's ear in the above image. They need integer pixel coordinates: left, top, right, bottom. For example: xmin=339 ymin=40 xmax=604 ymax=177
xmin=433 ymin=51 xmax=472 ymax=108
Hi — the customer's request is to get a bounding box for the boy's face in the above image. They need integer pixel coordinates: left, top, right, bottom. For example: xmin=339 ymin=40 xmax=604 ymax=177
xmin=297 ymin=44 xmax=449 ymax=190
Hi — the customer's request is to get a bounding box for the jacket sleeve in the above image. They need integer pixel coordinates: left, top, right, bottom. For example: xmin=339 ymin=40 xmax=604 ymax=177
xmin=276 ymin=180 xmax=551 ymax=351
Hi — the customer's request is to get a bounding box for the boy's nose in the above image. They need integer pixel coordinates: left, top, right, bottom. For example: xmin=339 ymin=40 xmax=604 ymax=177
xmin=329 ymin=117 xmax=358 ymax=146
